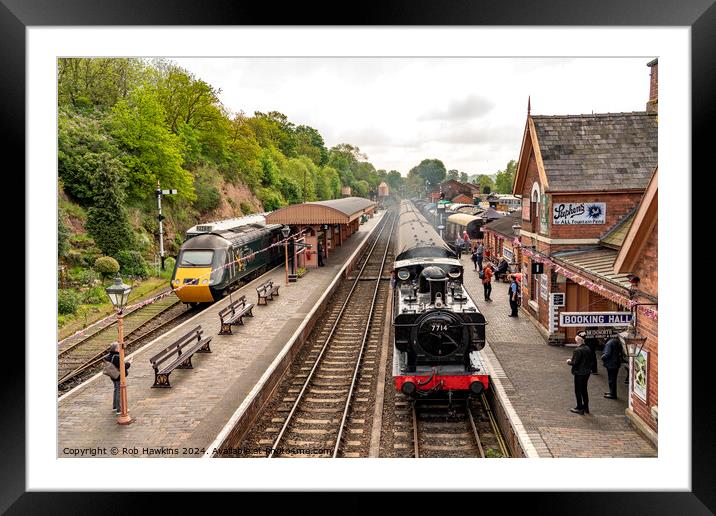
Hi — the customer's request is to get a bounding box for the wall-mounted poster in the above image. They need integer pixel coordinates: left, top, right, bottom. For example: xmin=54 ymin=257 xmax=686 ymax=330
xmin=540 ymin=273 xmax=548 ymax=300
xmin=522 ymin=198 xmax=530 ymax=221
xmin=503 ymin=246 xmax=514 ymax=263
xmin=552 ymin=202 xmax=606 ymax=225
xmin=633 ymin=349 xmax=648 ymax=401
xmin=540 ymin=193 xmax=549 ymax=233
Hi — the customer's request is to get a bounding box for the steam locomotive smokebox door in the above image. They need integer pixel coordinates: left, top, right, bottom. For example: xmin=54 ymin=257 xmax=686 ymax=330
xmin=411 ymin=310 xmax=467 ymax=365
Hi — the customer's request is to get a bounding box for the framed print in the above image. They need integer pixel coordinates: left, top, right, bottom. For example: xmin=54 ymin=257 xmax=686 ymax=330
xmin=4 ymin=0 xmax=713 ymax=513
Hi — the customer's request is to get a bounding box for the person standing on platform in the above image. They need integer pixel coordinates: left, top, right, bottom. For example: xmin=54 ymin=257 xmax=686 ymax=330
xmin=601 ymin=335 xmax=624 ymax=399
xmin=585 ymin=335 xmax=599 ymax=375
xmin=463 ymin=230 xmax=470 ymax=251
xmin=508 ymin=275 xmax=520 ymax=317
xmin=470 ymin=248 xmax=479 ymax=271
xmin=103 ymin=342 xmax=130 ymax=415
xmin=481 ymin=263 xmax=493 ymax=301
xmin=475 ymin=241 xmax=484 ymax=272
xmin=454 ymin=236 xmax=463 ymax=259
xmin=567 ymin=332 xmax=592 ymax=415
xmin=317 ymin=241 xmax=324 ymax=267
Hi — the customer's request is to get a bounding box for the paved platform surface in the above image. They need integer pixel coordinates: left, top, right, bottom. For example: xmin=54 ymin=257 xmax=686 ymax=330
xmin=58 ymin=213 xmax=384 ymax=458
xmin=462 ymin=258 xmax=657 ymax=458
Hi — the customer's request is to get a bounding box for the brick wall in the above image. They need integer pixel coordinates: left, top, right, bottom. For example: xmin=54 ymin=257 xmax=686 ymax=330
xmin=628 ymin=217 xmax=658 ymax=431
xmin=631 ymin=311 xmax=658 ymax=431
xmin=647 ymin=60 xmax=658 ymax=112
xmin=631 ymin=223 xmax=658 ymax=298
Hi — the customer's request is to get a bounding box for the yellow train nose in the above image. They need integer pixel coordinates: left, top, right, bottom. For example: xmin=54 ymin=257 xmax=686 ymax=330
xmin=173 ymin=267 xmax=214 ymax=303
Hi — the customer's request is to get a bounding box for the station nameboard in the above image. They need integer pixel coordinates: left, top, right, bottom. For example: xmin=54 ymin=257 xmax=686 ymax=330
xmin=559 ymin=311 xmax=632 ymax=327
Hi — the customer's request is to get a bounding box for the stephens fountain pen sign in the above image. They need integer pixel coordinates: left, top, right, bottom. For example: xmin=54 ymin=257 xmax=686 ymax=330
xmin=553 ymin=202 xmax=606 ymax=225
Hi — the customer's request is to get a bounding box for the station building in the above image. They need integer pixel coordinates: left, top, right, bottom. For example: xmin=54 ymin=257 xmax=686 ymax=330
xmin=614 ymin=168 xmax=659 ymax=440
xmin=482 ymin=212 xmax=522 ymax=266
xmin=510 ymin=59 xmax=658 ymax=440
xmin=266 ymin=197 xmax=376 ymax=270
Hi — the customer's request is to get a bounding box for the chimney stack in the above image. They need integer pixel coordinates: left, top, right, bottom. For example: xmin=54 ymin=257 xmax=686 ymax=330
xmin=646 ymin=58 xmax=658 ymax=113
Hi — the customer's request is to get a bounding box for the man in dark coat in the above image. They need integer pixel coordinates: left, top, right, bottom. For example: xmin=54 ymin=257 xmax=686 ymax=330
xmin=104 ymin=342 xmax=130 ymax=414
xmin=601 ymin=335 xmax=624 ymax=399
xmin=317 ymin=242 xmax=324 ymax=267
xmin=566 ymin=332 xmax=593 ymax=414
xmin=585 ymin=334 xmax=599 ymax=375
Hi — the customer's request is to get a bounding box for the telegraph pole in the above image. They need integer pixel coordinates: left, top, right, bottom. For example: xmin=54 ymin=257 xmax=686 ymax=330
xmin=156 ymin=181 xmax=177 ymax=270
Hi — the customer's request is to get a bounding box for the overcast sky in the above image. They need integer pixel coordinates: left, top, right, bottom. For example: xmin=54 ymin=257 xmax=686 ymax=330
xmin=173 ymin=57 xmax=653 ymax=176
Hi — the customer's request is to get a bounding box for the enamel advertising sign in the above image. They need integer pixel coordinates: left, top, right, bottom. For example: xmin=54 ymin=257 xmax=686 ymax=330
xmin=552 ymin=202 xmax=606 ymax=225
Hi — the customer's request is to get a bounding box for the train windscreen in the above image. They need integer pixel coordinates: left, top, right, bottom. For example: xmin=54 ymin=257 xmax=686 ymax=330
xmin=179 ymin=250 xmax=214 ymax=266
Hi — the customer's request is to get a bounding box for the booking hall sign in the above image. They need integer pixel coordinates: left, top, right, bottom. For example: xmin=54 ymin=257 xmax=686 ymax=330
xmin=553 ymin=202 xmax=606 ymax=225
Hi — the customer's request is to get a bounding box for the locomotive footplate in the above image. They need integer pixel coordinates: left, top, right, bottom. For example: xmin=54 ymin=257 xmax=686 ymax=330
xmin=393 ymin=347 xmax=489 ymax=396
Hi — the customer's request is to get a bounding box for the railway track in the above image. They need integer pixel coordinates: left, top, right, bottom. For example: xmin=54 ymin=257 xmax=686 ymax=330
xmin=389 ymin=394 xmax=509 ymax=458
xmin=57 ymin=292 xmax=194 ymax=393
xmin=237 ymin=209 xmax=397 ymax=457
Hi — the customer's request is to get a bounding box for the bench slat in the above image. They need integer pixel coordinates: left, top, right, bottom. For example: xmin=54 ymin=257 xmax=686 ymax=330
xmin=149 ymin=325 xmax=202 ymax=365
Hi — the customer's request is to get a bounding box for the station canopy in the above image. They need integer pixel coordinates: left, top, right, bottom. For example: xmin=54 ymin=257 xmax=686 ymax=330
xmin=266 ymin=197 xmax=376 ymax=225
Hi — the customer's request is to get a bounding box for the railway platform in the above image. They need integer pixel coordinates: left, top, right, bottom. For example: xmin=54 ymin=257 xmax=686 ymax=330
xmin=461 ymin=258 xmax=657 ymax=458
xmin=58 ymin=211 xmax=385 ymax=458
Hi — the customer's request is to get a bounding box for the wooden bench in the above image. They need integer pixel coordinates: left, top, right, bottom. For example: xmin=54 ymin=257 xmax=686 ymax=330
xmin=149 ymin=325 xmax=212 ymax=388
xmin=218 ymin=295 xmax=254 ymax=335
xmin=256 ymin=280 xmax=280 ymax=305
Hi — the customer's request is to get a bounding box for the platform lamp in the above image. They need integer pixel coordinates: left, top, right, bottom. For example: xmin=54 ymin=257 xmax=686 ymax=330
xmin=105 ymin=276 xmax=133 ymax=425
xmin=281 ymin=225 xmax=291 ymax=285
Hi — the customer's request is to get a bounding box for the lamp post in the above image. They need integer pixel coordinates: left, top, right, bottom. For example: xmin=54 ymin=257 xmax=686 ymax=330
xmin=105 ymin=276 xmax=133 ymax=425
xmin=512 ymin=223 xmax=522 ymax=238
xmin=281 ymin=225 xmax=291 ymax=285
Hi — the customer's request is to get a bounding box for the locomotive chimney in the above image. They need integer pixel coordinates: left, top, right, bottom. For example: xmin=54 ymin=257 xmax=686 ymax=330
xmin=419 ymin=266 xmax=448 ymax=306
xmin=646 ymin=58 xmax=658 ymax=113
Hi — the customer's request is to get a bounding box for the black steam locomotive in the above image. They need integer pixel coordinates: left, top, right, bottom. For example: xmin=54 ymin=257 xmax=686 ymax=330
xmin=392 ymin=200 xmax=489 ymax=397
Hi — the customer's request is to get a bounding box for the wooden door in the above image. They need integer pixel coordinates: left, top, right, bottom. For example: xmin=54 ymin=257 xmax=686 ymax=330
xmin=564 ymin=281 xmax=590 ymax=342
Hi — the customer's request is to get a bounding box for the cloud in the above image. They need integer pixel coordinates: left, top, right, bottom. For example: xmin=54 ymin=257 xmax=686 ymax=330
xmin=419 ymin=95 xmax=495 ymax=121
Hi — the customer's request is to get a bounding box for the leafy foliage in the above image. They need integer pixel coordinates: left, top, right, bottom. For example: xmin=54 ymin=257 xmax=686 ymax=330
xmin=94 ymin=256 xmax=120 ymax=277
xmin=409 ymin=159 xmax=446 ymax=188
xmin=58 ymin=289 xmax=83 ymax=315
xmin=58 ymin=210 xmax=71 ymax=258
xmin=116 ymin=250 xmax=149 ymax=279
xmin=494 ymin=160 xmax=517 ymax=194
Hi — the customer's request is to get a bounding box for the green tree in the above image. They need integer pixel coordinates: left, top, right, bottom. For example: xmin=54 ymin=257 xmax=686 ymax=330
xmin=110 ymin=86 xmax=194 ymax=202
xmin=409 ymin=159 xmax=447 ymax=189
xmin=58 ymin=58 xmax=144 ymax=110
xmin=447 ymin=169 xmax=459 ymax=181
xmin=474 ymin=174 xmax=495 ymax=193
xmin=459 ymin=172 xmax=469 ymax=183
xmin=494 ymin=159 xmax=517 ymax=194
xmin=386 ymin=170 xmax=403 ymax=193
xmin=58 ymin=209 xmax=70 ymax=258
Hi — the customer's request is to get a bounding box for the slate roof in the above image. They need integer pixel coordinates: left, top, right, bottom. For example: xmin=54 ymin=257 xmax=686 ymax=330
xmin=552 ymin=248 xmax=632 ymax=290
xmin=532 ymin=112 xmax=658 ymax=192
xmin=483 ymin=213 xmax=521 ymax=237
xmin=600 ymin=209 xmax=636 ymax=249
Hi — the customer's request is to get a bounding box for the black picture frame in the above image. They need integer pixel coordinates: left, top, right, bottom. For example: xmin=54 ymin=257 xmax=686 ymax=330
xmin=5 ymin=0 xmax=712 ymax=513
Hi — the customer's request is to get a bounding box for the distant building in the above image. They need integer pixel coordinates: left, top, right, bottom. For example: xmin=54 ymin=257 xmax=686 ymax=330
xmin=451 ymin=193 xmax=473 ymax=204
xmin=340 ymin=186 xmax=352 ymax=197
xmin=378 ymin=181 xmax=389 ymax=197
